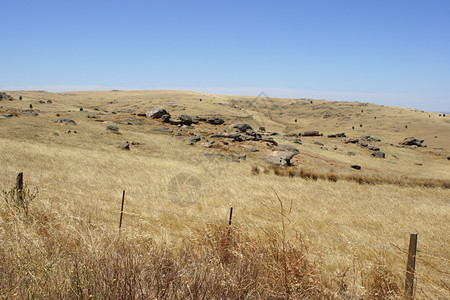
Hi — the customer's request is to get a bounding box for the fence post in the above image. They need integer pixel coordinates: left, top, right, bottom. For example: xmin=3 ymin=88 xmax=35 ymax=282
xmin=228 ymin=207 xmax=233 ymax=226
xmin=16 ymin=172 xmax=24 ymax=203
xmin=119 ymin=190 xmax=126 ymax=231
xmin=405 ymin=233 xmax=418 ymax=299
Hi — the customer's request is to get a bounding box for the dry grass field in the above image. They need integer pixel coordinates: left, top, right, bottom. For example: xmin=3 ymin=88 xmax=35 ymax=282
xmin=0 ymin=90 xmax=449 ymax=299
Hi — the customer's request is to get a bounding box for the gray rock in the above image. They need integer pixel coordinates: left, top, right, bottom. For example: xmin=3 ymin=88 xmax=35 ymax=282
xmin=328 ymin=133 xmax=346 ymax=138
xmin=344 ymin=138 xmax=359 ymax=144
xmin=207 ymin=117 xmax=225 ymax=125
xmin=401 ymin=137 xmax=425 ymax=147
xmin=361 ymin=135 xmax=381 ymax=142
xmin=146 ymin=107 xmax=168 ymax=119
xmin=179 ymin=114 xmax=193 ymax=125
xmin=302 ymin=131 xmax=323 ymax=136
xmin=186 ymin=136 xmax=202 ymax=145
xmin=314 ymin=141 xmax=324 ymax=146
xmin=106 ymin=125 xmax=119 ymax=132
xmin=54 ymin=118 xmax=77 ymax=125
xmin=160 ymin=114 xmax=171 ymax=123
xmin=232 ymin=123 xmax=253 ymax=132
xmin=259 ymin=126 xmax=266 ymax=132
xmin=371 ymin=151 xmax=385 ymax=158
xmin=121 ymin=141 xmax=130 ymax=150
xmin=242 ymin=145 xmax=259 ymax=152
xmin=152 ymin=127 xmax=173 ymax=133
xmin=273 ymin=144 xmax=299 ymax=154
xmin=263 ymin=151 xmax=297 ymax=166
xmin=261 ymin=137 xmax=278 ymax=146
xmin=368 ymin=145 xmax=380 ymax=151
xmin=123 ymin=118 xmax=143 ymax=125
xmin=0 ymin=113 xmax=17 ymax=118
xmin=347 ymin=152 xmax=356 ymax=156
xmin=293 ymin=139 xmax=302 ymax=144
xmin=0 ymin=92 xmax=14 ymax=101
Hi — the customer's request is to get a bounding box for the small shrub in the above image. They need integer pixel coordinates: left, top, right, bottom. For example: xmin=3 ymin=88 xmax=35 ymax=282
xmin=2 ymin=182 xmax=38 ymax=216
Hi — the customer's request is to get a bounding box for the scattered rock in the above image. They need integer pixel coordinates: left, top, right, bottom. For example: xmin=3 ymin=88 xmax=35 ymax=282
xmin=263 ymin=151 xmax=297 ymax=166
xmin=368 ymin=145 xmax=380 ymax=151
xmin=293 ymin=139 xmax=302 ymax=144
xmin=360 ymin=142 xmax=368 ymax=147
xmin=121 ymin=141 xmax=130 ymax=150
xmin=106 ymin=125 xmax=119 ymax=132
xmin=401 ymin=137 xmax=425 ymax=147
xmin=137 ymin=112 xmax=147 ymax=117
xmin=351 ymin=165 xmax=361 ymax=170
xmin=323 ymin=112 xmax=332 ymax=118
xmin=347 ymin=152 xmax=355 ymax=156
xmin=54 ymin=118 xmax=77 ymax=125
xmin=146 ymin=107 xmax=168 ymax=119
xmin=314 ymin=141 xmax=324 ymax=146
xmin=371 ymin=151 xmax=385 ymax=158
xmin=52 ymin=132 xmax=59 ymax=136
xmin=259 ymin=126 xmax=266 ymax=132
xmin=302 ymin=131 xmax=323 ymax=136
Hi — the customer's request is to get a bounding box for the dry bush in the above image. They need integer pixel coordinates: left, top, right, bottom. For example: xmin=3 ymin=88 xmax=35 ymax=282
xmin=266 ymin=165 xmax=450 ymax=189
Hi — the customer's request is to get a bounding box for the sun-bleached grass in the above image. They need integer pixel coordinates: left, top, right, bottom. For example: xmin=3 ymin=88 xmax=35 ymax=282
xmin=1 ymin=90 xmax=449 ymax=298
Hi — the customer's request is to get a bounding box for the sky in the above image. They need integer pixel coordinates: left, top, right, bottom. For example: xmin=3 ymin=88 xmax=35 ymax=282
xmin=1 ymin=0 xmax=449 ymax=112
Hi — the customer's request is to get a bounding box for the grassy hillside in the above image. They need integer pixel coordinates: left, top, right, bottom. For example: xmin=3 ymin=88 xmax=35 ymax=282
xmin=0 ymin=90 xmax=449 ymax=298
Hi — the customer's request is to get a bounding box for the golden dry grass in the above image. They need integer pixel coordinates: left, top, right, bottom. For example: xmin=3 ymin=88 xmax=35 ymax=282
xmin=0 ymin=89 xmax=449 ymax=298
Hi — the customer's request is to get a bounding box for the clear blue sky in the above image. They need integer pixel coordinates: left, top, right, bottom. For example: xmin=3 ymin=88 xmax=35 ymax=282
xmin=1 ymin=0 xmax=449 ymax=112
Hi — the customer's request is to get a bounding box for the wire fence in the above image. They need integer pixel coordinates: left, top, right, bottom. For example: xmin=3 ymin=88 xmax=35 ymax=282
xmin=2 ymin=177 xmax=449 ymax=298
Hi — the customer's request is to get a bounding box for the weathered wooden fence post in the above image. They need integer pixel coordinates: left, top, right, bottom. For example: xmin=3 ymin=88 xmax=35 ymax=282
xmin=405 ymin=233 xmax=418 ymax=299
xmin=16 ymin=172 xmax=24 ymax=203
xmin=228 ymin=207 xmax=233 ymax=226
xmin=119 ymin=190 xmax=126 ymax=231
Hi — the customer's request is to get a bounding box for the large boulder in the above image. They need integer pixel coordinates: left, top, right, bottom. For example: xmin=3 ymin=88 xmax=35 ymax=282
xmin=146 ymin=107 xmax=168 ymax=119
xmin=263 ymin=151 xmax=297 ymax=166
xmin=401 ymin=137 xmax=425 ymax=147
